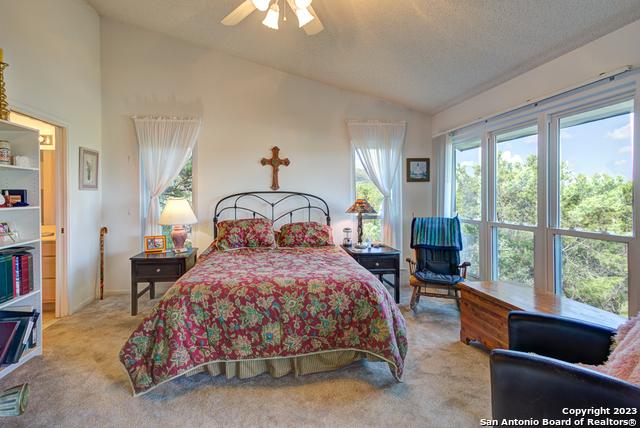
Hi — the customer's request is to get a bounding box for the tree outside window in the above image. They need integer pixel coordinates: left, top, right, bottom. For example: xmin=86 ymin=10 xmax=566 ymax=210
xmin=355 ymin=157 xmax=383 ymax=242
xmin=159 ymin=156 xmax=193 ymax=249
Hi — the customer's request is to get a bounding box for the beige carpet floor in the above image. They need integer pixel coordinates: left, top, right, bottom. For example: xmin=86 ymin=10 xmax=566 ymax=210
xmin=0 ymin=287 xmax=491 ymax=428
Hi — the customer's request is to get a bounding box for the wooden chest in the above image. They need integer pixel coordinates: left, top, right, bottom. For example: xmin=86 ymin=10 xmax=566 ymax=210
xmin=458 ymin=281 xmax=625 ymax=350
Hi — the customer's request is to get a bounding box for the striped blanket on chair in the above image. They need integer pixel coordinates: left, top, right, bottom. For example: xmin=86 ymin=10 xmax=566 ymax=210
xmin=410 ymin=217 xmax=463 ymax=250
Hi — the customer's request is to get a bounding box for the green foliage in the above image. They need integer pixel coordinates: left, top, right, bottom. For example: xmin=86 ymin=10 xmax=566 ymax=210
xmin=456 ymin=153 xmax=630 ymax=316
xmin=160 ymin=158 xmax=193 ymax=205
xmin=159 ymin=157 xmax=193 ymax=249
xmin=356 ymin=168 xmax=384 ymax=242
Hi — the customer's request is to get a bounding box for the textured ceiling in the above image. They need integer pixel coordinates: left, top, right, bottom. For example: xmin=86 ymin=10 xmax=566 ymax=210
xmin=86 ymin=0 xmax=640 ymax=113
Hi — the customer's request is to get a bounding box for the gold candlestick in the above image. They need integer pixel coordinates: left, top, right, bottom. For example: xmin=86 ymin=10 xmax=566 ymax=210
xmin=0 ymin=62 xmax=9 ymax=121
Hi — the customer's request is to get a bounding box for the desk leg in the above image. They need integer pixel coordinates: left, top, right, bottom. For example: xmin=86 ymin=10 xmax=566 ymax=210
xmin=131 ymin=280 xmax=138 ymax=316
xmin=150 ymin=281 xmax=155 ymax=299
xmin=394 ymin=269 xmax=400 ymax=304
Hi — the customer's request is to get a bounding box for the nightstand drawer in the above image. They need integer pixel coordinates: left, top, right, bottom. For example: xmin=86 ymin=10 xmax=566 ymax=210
xmin=357 ymin=257 xmax=397 ymax=270
xmin=136 ymin=263 xmax=182 ymax=278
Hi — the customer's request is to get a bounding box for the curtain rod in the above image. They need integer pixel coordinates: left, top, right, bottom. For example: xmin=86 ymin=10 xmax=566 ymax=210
xmin=432 ymin=65 xmax=633 ymax=138
xmin=130 ymin=116 xmax=201 ymax=121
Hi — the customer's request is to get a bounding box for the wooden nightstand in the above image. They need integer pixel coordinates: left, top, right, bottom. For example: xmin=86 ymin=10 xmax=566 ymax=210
xmin=342 ymin=245 xmax=401 ymax=304
xmin=129 ymin=248 xmax=198 ymax=315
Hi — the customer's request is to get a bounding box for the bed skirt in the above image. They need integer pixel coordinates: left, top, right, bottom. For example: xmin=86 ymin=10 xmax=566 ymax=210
xmin=184 ymin=350 xmax=385 ymax=380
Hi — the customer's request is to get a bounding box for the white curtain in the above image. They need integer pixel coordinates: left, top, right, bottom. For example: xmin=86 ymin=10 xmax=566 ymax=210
xmin=347 ymin=120 xmax=406 ymax=248
xmin=133 ymin=117 xmax=201 ymax=236
xmin=432 ymin=134 xmax=453 ymax=217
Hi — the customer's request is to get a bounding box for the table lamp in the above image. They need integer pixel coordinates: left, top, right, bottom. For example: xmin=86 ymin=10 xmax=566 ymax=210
xmin=346 ymin=198 xmax=376 ymax=249
xmin=158 ymin=198 xmax=197 ymax=253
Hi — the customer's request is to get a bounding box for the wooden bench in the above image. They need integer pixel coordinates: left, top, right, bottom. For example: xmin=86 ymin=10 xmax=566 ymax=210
xmin=458 ymin=281 xmax=626 ymax=350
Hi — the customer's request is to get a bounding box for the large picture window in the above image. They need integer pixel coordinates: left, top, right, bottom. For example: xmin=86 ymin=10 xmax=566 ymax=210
xmin=449 ymin=84 xmax=637 ymax=317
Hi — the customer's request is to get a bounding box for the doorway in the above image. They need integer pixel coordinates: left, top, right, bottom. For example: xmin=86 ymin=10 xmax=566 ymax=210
xmin=9 ymin=111 xmax=69 ymax=328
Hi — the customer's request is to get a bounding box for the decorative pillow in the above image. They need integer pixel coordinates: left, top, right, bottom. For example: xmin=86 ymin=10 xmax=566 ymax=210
xmin=215 ymin=218 xmax=275 ymax=250
xmin=277 ymin=222 xmax=334 ymax=247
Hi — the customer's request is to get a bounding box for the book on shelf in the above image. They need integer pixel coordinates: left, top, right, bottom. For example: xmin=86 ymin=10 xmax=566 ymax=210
xmin=0 ymin=308 xmax=39 ymax=365
xmin=0 ymin=320 xmax=19 ymax=364
xmin=0 ymin=246 xmax=35 ymax=303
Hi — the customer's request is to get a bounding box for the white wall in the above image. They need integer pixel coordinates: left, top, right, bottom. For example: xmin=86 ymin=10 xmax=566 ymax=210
xmin=433 ymin=19 xmax=640 ymax=135
xmin=0 ymin=0 xmax=102 ymax=313
xmin=100 ymin=19 xmax=432 ymax=294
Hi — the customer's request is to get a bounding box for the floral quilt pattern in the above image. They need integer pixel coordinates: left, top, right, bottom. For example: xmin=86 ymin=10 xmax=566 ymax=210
xmin=120 ymin=246 xmax=408 ymax=395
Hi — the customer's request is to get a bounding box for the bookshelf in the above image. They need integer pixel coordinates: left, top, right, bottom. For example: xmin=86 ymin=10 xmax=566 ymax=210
xmin=0 ymin=119 xmax=42 ymax=379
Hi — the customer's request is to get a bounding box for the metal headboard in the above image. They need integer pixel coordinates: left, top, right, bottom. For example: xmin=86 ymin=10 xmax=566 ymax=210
xmin=213 ymin=191 xmax=331 ymax=238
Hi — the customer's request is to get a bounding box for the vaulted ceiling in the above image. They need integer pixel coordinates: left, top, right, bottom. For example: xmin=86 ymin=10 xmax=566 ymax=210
xmin=86 ymin=0 xmax=640 ymax=113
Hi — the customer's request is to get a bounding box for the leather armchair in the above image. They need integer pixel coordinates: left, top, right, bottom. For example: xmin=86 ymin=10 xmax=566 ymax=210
xmin=491 ymin=311 xmax=640 ymax=421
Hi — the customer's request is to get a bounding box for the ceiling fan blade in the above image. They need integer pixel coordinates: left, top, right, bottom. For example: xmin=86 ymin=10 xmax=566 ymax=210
xmin=303 ymin=5 xmax=324 ymax=35
xmin=221 ymin=0 xmax=257 ymax=26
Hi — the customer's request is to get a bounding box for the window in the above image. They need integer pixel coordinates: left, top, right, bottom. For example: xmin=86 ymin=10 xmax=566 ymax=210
xmin=354 ymin=156 xmax=383 ymax=242
xmin=446 ymin=83 xmax=637 ymax=316
xmin=552 ymin=98 xmax=634 ymax=316
xmin=460 ymin=222 xmax=480 ymax=278
xmin=558 ymin=236 xmax=628 ymax=316
xmin=558 ymin=100 xmax=633 ymax=236
xmin=453 ymin=137 xmax=482 ymax=279
xmin=454 ymin=140 xmax=482 ymax=221
xmin=495 ymin=125 xmax=538 ymax=226
xmin=496 ymin=228 xmax=534 ymax=286
xmin=158 ymin=155 xmax=193 ymax=249
xmin=491 ymin=124 xmax=538 ymax=286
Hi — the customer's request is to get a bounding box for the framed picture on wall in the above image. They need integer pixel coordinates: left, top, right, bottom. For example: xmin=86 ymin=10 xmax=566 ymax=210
xmin=79 ymin=147 xmax=99 ymax=190
xmin=406 ymin=158 xmax=430 ymax=182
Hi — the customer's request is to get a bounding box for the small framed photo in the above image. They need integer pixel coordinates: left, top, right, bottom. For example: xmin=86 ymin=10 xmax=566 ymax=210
xmin=79 ymin=147 xmax=99 ymax=190
xmin=0 ymin=222 xmax=16 ymax=243
xmin=144 ymin=235 xmax=166 ymax=253
xmin=406 ymin=158 xmax=430 ymax=182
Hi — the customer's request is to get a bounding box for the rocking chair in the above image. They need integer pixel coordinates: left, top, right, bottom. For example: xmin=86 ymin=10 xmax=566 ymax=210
xmin=406 ymin=217 xmax=470 ymax=310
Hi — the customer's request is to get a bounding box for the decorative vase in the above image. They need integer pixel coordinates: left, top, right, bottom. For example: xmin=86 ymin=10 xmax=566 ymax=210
xmin=170 ymin=225 xmax=188 ymax=252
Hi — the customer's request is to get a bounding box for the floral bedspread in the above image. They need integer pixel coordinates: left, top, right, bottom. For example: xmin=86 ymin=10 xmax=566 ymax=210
xmin=120 ymin=245 xmax=408 ymax=396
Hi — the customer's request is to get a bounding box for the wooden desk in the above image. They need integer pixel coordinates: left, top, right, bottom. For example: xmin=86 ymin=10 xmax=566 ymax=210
xmin=459 ymin=281 xmax=626 ymax=350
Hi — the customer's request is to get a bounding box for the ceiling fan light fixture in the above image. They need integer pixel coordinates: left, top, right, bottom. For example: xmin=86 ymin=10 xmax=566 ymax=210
xmin=295 ymin=7 xmax=314 ymax=27
xmin=252 ymin=0 xmax=271 ymax=12
xmin=294 ymin=0 xmax=312 ymax=8
xmin=262 ymin=3 xmax=280 ymax=30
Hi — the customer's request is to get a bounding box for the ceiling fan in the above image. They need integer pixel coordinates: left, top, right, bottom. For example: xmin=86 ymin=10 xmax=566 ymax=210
xmin=222 ymin=0 xmax=324 ymax=35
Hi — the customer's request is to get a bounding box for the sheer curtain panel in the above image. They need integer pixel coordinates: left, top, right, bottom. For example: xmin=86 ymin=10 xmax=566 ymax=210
xmin=347 ymin=120 xmax=406 ymax=248
xmin=133 ymin=117 xmax=201 ymax=236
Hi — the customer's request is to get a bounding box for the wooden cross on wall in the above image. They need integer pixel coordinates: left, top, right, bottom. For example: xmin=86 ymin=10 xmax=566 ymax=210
xmin=261 ymin=146 xmax=290 ymax=190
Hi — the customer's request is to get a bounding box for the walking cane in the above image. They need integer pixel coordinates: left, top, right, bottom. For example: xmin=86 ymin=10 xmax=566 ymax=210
xmin=100 ymin=227 xmax=108 ymax=300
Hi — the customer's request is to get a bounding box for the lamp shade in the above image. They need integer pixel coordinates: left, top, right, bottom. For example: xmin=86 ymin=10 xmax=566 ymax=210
xmin=158 ymin=198 xmax=197 ymax=225
xmin=346 ymin=199 xmax=377 ymax=214
xmin=262 ymin=3 xmax=280 ymax=29
xmin=295 ymin=7 xmax=314 ymax=27
xmin=252 ymin=0 xmax=270 ymax=12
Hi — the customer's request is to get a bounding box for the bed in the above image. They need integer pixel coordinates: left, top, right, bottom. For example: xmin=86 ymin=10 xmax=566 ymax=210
xmin=120 ymin=192 xmax=408 ymax=396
